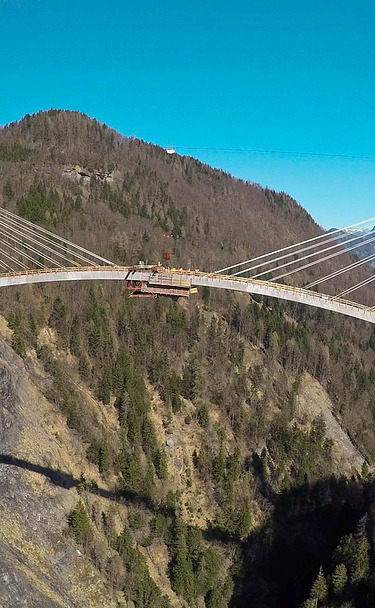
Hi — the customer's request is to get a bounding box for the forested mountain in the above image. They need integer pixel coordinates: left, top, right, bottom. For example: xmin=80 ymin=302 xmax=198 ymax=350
xmin=1 ymin=110 xmax=375 ymax=608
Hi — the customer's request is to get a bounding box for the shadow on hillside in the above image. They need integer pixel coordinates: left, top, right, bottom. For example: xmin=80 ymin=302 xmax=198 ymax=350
xmin=0 ymin=453 xmax=175 ymax=515
xmin=1 ymin=453 xmax=372 ymax=608
xmin=232 ymin=475 xmax=368 ymax=608
xmin=0 ymin=452 xmax=245 ymax=545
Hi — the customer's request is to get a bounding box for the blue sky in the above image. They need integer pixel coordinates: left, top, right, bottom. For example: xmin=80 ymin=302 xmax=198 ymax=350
xmin=1 ymin=0 xmax=375 ymax=228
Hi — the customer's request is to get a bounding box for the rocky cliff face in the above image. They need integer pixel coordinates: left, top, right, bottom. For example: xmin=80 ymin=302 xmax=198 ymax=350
xmin=0 ymin=332 xmax=123 ymax=607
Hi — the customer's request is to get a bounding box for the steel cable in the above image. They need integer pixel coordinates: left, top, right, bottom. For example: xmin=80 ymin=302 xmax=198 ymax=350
xmin=0 ymin=219 xmax=65 ymax=267
xmin=270 ymin=233 xmax=375 ymax=282
xmin=0 ymin=212 xmax=90 ymax=266
xmin=234 ymin=230 xmax=375 ymax=279
xmin=0 ymin=207 xmax=115 ymax=266
xmin=337 ymin=274 xmax=375 ymax=298
xmin=215 ymin=217 xmax=375 ymax=274
xmin=305 ymin=252 xmax=375 ymax=289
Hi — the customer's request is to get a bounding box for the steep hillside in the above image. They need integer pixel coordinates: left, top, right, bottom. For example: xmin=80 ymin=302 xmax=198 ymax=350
xmin=0 ymin=331 xmax=123 ymax=608
xmin=1 ymin=111 xmax=375 ymax=608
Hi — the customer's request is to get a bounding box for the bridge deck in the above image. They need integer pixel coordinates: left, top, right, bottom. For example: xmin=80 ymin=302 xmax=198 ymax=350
xmin=0 ymin=266 xmax=373 ymax=324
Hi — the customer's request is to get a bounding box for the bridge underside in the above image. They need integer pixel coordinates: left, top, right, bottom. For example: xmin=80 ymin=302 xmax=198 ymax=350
xmin=0 ymin=266 xmax=374 ymax=324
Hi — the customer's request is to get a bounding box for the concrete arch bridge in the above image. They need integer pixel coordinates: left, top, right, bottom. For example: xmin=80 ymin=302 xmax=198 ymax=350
xmin=0 ymin=266 xmax=374 ymax=325
xmin=0 ymin=205 xmax=375 ymax=324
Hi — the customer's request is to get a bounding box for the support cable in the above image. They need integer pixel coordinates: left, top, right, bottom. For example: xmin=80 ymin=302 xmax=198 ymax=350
xmin=0 ymin=220 xmax=65 ymax=268
xmin=337 ymin=274 xmax=375 ymax=298
xmin=0 ymin=244 xmax=30 ymax=270
xmin=0 ymin=258 xmax=11 ymax=272
xmin=174 ymin=145 xmax=375 ymax=162
xmin=214 ymin=217 xmax=375 ymax=274
xmin=305 ymin=252 xmax=375 ymax=289
xmin=0 ymin=227 xmax=48 ymax=268
xmin=0 ymin=212 xmax=96 ymax=267
xmin=270 ymin=233 xmax=375 ymax=282
xmin=0 ymin=250 xmax=18 ymax=271
xmin=0 ymin=207 xmax=115 ymax=266
xmin=234 ymin=230 xmax=375 ymax=279
xmin=0 ymin=213 xmax=92 ymax=267
xmin=0 ymin=218 xmax=77 ymax=267
xmin=230 ymin=229 xmax=371 ymax=277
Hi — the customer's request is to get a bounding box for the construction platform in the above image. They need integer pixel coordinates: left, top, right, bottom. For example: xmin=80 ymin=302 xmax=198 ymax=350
xmin=125 ymin=268 xmax=198 ymax=298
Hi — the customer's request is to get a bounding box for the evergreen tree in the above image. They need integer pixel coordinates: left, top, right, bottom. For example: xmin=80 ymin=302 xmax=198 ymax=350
xmin=237 ymin=496 xmax=252 ymax=539
xmin=11 ymin=326 xmax=26 ymax=358
xmin=70 ymin=314 xmax=81 ymax=356
xmin=68 ymin=500 xmax=91 ymax=542
xmin=205 ymin=576 xmax=233 ymax=608
xmin=143 ymin=458 xmax=155 ymax=497
xmin=171 ymin=517 xmax=195 ymax=601
xmin=154 ymin=447 xmax=168 ymax=479
xmin=332 ymin=563 xmax=347 ymax=597
xmin=197 ymin=403 xmax=210 ymax=428
xmin=118 ymin=448 xmax=141 ymax=492
xmin=181 ymin=355 xmax=199 ymax=401
xmin=310 ymin=566 xmax=328 ymax=602
xmin=99 ymin=366 xmax=112 ymax=405
xmin=301 ymin=601 xmax=316 ymax=608
xmin=49 ymin=296 xmax=67 ymax=343
xmin=78 ymin=355 xmax=90 ymax=380
xmin=2 ymin=179 xmax=14 ymax=201
xmin=162 ymin=371 xmax=182 ymax=412
xmin=98 ymin=441 xmax=110 ymax=473
xmin=334 ymin=534 xmax=356 ymax=570
xmin=226 ymin=446 xmax=241 ymax=484
xmin=361 ymin=460 xmax=370 ymax=480
xmin=8 ymin=313 xmax=26 ymax=357
xmin=28 ymin=313 xmax=37 ymax=347
xmin=206 ymin=587 xmax=227 ymax=608
xmin=195 ymin=546 xmax=221 ymax=597
xmin=350 ymin=533 xmax=369 ymax=584
xmin=213 ymin=449 xmax=226 ymax=483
